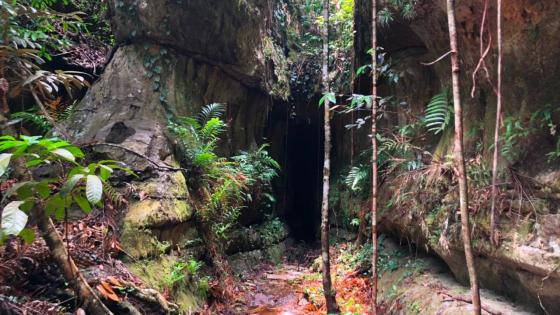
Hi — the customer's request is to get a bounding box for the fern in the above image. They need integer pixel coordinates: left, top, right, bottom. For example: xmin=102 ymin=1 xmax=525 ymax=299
xmin=200 ymin=117 xmax=226 ymax=142
xmin=424 ymin=89 xmax=453 ymax=135
xmin=198 ymin=103 xmax=225 ymax=125
xmin=345 ymin=165 xmax=370 ymax=192
xmin=10 ymin=110 xmax=52 ymax=133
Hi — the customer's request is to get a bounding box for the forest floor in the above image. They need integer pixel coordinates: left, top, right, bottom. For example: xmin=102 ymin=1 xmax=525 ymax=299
xmin=0 ymin=212 xmax=536 ymax=315
xmin=238 ymin=240 xmax=534 ymax=315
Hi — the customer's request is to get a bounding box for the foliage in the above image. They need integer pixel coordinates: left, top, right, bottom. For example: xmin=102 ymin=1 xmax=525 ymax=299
xmin=356 ymin=48 xmax=401 ymax=85
xmin=232 ymin=144 xmax=280 ymax=209
xmin=258 ymin=217 xmax=285 ymax=246
xmin=378 ymin=0 xmax=418 ymax=26
xmin=345 ymin=164 xmax=370 ymax=193
xmin=164 ymin=258 xmax=209 ymax=298
xmin=0 ymin=0 xmax=91 ymax=131
xmin=169 ymin=104 xmax=280 ymax=239
xmin=496 ymin=116 xmax=531 ymax=162
xmin=10 ymin=109 xmax=52 ymax=133
xmin=424 ymin=89 xmax=453 ymax=135
xmin=0 ymin=135 xmax=131 ymax=243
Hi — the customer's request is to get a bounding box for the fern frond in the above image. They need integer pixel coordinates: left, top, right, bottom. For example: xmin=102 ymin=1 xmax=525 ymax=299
xmin=345 ymin=165 xmax=370 ymax=192
xmin=200 ymin=117 xmax=226 ymax=141
xmin=198 ymin=103 xmax=226 ymax=125
xmin=424 ymin=89 xmax=453 ymax=135
xmin=10 ymin=110 xmax=52 ymax=133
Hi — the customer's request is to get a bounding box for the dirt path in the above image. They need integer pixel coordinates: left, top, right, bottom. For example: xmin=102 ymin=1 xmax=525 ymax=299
xmin=243 ymin=263 xmax=316 ymax=315
xmin=237 ymin=241 xmax=536 ymax=315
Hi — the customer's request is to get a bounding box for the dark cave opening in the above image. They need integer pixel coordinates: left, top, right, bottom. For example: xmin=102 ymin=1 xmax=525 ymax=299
xmin=267 ymin=99 xmax=323 ymax=243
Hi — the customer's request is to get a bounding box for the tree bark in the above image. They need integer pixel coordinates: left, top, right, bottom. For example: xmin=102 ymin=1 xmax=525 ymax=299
xmin=370 ymin=0 xmax=378 ymax=314
xmin=445 ymin=1 xmax=481 ymax=314
xmin=320 ymin=1 xmax=340 ymax=313
xmin=490 ymin=0 xmax=503 ymax=246
xmin=32 ymin=206 xmax=113 ymax=315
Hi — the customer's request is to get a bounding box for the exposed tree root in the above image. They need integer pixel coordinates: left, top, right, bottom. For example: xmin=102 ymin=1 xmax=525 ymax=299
xmin=32 ymin=206 xmax=114 ymax=315
xmin=121 ymin=281 xmax=180 ymax=314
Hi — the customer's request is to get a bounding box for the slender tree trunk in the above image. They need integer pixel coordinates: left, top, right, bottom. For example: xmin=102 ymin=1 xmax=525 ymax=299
xmin=370 ymin=0 xmax=378 ymax=314
xmin=320 ymin=1 xmax=339 ymax=313
xmin=446 ymin=1 xmax=481 ymax=314
xmin=490 ymin=0 xmax=503 ymax=246
xmin=32 ymin=206 xmax=113 ymax=315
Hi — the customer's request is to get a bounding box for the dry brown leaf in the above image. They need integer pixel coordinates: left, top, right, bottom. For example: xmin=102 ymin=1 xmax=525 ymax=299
xmin=97 ymin=281 xmax=120 ymax=302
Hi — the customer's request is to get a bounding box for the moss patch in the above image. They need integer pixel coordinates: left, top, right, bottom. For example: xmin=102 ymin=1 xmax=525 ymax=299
xmin=128 ymin=255 xmax=202 ymax=313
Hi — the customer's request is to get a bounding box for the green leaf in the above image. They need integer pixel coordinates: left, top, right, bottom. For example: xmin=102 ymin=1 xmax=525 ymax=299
xmin=74 ymin=193 xmax=92 ymax=213
xmin=45 ymin=195 xmax=64 ymax=216
xmin=61 ymin=174 xmax=84 ymax=197
xmin=25 ymin=159 xmax=43 ymax=167
xmin=319 ymin=92 xmax=336 ymax=107
xmin=99 ymin=165 xmax=113 ymax=181
xmin=19 ymin=228 xmax=35 ymax=244
xmin=86 ymin=175 xmax=103 ymax=204
xmin=55 ymin=206 xmax=66 ymax=221
xmin=64 ymin=146 xmax=84 ymax=158
xmin=1 ymin=201 xmax=28 ymax=236
xmin=51 ymin=148 xmax=75 ymax=161
xmin=36 ymin=180 xmax=51 ymax=198
xmin=0 ymin=153 xmax=12 ymax=177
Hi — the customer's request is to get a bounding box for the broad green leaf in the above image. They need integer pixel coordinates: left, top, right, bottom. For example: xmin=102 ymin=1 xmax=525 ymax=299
xmin=86 ymin=175 xmax=103 ymax=204
xmin=61 ymin=174 xmax=84 ymax=197
xmin=36 ymin=180 xmax=51 ymax=198
xmin=25 ymin=159 xmax=43 ymax=167
xmin=51 ymin=148 xmax=75 ymax=161
xmin=1 ymin=201 xmax=28 ymax=236
xmin=45 ymin=195 xmax=64 ymax=216
xmin=74 ymin=193 xmax=92 ymax=213
xmin=99 ymin=164 xmax=113 ymax=181
xmin=0 ymin=153 xmax=12 ymax=177
xmin=64 ymin=146 xmax=84 ymax=158
xmin=55 ymin=206 xmax=66 ymax=221
xmin=19 ymin=228 xmax=35 ymax=244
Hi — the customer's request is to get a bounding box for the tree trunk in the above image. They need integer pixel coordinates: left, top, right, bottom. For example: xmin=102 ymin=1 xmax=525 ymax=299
xmin=32 ymin=206 xmax=113 ymax=315
xmin=445 ymin=1 xmax=482 ymax=314
xmin=490 ymin=0 xmax=503 ymax=246
xmin=370 ymin=0 xmax=378 ymax=314
xmin=320 ymin=1 xmax=340 ymax=313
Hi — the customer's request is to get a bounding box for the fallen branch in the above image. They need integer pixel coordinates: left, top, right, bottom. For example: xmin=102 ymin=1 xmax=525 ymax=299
xmin=438 ymin=291 xmax=503 ymax=315
xmin=32 ymin=205 xmax=114 ymax=315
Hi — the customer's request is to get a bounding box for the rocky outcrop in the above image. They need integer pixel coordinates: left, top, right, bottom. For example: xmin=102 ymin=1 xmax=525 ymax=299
xmin=347 ymin=0 xmax=560 ymax=313
xmin=64 ymin=0 xmax=293 ymax=256
xmin=61 ymin=1 xmax=294 ymax=310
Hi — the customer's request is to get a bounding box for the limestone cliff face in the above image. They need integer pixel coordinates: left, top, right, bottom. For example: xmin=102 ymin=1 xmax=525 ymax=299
xmin=63 ymin=0 xmax=293 ymax=270
xmin=348 ymin=0 xmax=560 ymax=312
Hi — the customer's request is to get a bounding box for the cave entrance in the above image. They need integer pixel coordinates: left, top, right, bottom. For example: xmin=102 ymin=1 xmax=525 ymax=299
xmin=268 ymin=98 xmax=323 ymax=243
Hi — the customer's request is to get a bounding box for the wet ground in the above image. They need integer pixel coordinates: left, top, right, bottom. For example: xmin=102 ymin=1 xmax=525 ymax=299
xmin=245 ymin=264 xmax=313 ymax=314
xmin=237 ymin=241 xmax=536 ymax=315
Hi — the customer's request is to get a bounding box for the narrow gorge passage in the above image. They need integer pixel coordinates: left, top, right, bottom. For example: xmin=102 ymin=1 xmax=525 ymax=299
xmin=2 ymin=0 xmax=560 ymax=314
xmin=238 ymin=240 xmax=533 ymax=315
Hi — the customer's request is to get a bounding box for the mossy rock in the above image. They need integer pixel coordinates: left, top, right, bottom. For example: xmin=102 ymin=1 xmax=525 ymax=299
xmin=124 ymin=199 xmax=192 ymax=228
xmin=127 ymin=255 xmax=202 ymax=313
